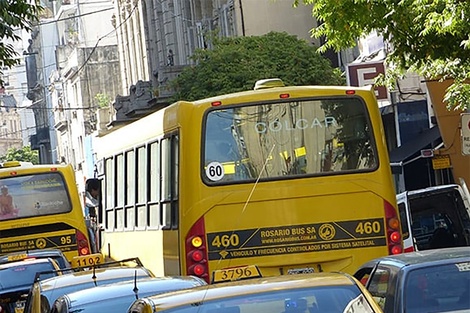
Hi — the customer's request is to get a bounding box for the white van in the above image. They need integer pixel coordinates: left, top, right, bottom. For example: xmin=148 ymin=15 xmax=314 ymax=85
xmin=397 ymin=182 xmax=470 ymax=252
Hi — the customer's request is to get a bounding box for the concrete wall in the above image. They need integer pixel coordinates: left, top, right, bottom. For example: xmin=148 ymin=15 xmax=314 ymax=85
xmin=235 ymin=0 xmax=318 ymax=45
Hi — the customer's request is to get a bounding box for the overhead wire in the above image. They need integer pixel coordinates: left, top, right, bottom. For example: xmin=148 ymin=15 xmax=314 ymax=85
xmin=0 ymin=2 xmax=135 ymax=147
xmin=38 ymin=6 xmax=114 ymax=26
xmin=2 ymin=1 xmax=141 ymax=139
xmin=74 ymin=2 xmax=139 ymax=78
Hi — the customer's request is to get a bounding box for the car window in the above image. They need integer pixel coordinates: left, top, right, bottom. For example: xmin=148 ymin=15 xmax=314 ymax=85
xmin=353 ymin=266 xmax=373 ymax=286
xmin=159 ymin=286 xmax=371 ymax=313
xmin=41 ymin=295 xmax=51 ymax=313
xmin=0 ymin=262 xmax=56 ymax=289
xmin=366 ymin=267 xmax=391 ymax=310
xmin=49 ymin=256 xmax=70 ymax=269
xmin=404 ymin=262 xmax=470 ymax=313
xmin=51 ymin=297 xmax=67 ymax=313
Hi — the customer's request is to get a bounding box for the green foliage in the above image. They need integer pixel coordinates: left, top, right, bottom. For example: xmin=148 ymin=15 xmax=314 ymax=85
xmin=94 ymin=93 xmax=111 ymax=108
xmin=170 ymin=32 xmax=345 ymax=102
xmin=0 ymin=0 xmax=43 ymax=86
xmin=0 ymin=146 xmax=39 ymax=164
xmin=294 ymin=0 xmax=470 ymax=110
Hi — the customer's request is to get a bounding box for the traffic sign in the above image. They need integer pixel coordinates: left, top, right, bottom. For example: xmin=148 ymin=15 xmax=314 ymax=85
xmin=461 ymin=113 xmax=470 ymax=156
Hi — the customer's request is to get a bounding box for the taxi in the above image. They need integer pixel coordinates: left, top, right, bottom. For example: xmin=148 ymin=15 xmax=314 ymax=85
xmin=0 ymin=249 xmax=71 ymax=270
xmin=24 ymin=256 xmax=154 ymax=313
xmin=127 ymin=272 xmax=384 ymax=313
xmin=0 ymin=257 xmax=61 ymax=313
xmin=50 ymin=276 xmax=206 ymax=313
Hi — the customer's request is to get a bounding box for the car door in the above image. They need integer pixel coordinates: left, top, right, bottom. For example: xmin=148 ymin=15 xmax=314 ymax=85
xmin=457 ymin=178 xmax=470 ymax=245
xmin=396 ymin=192 xmax=416 ymax=252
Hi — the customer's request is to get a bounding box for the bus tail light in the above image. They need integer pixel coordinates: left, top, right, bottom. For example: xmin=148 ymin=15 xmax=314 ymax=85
xmin=190 ymin=263 xmax=206 ymax=276
xmin=76 ymin=230 xmax=91 ymax=256
xmin=384 ymin=200 xmax=403 ymax=255
xmin=190 ymin=250 xmax=204 ymax=262
xmin=186 ymin=217 xmax=209 ymax=283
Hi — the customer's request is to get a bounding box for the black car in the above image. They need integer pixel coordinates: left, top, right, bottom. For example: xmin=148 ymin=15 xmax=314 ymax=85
xmin=354 ymin=247 xmax=470 ymax=313
xmin=0 ymin=258 xmax=61 ymax=313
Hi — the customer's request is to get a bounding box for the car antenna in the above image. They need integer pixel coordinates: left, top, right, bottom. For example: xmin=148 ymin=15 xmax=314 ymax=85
xmin=133 ymin=269 xmax=139 ymax=299
xmin=92 ymin=266 xmax=97 ymax=286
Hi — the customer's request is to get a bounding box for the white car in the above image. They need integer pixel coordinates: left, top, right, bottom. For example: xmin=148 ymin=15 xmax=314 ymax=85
xmin=397 ymin=183 xmax=470 ymax=252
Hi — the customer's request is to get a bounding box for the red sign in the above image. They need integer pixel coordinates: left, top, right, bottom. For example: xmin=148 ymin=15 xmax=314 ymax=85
xmin=347 ymin=61 xmax=388 ymax=100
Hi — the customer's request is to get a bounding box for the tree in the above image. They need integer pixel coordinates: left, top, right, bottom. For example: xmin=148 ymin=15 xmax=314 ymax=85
xmin=170 ymin=31 xmax=344 ymax=101
xmin=294 ymin=0 xmax=470 ymax=110
xmin=0 ymin=146 xmax=39 ymax=164
xmin=0 ymin=0 xmax=42 ymax=85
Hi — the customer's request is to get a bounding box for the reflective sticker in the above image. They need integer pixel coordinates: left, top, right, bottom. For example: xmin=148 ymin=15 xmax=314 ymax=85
xmin=206 ymin=162 xmax=224 ymax=181
xmin=455 ymin=262 xmax=470 ymax=271
xmin=207 ymin=219 xmax=387 ymax=260
xmin=0 ymin=234 xmax=76 ymax=254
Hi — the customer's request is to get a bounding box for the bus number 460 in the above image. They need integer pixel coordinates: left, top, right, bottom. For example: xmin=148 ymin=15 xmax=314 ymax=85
xmin=355 ymin=221 xmax=381 ymax=234
xmin=211 ymin=234 xmax=240 ymax=248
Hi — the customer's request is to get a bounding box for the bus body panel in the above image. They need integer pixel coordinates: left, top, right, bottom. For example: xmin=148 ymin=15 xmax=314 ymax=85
xmin=179 ymin=176 xmax=395 ymax=276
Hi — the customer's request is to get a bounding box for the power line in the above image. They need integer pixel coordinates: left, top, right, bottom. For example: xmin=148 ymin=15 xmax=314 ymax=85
xmin=0 ymin=105 xmax=98 ymax=110
xmin=42 ymin=6 xmax=115 ymax=26
xmin=74 ymin=2 xmax=138 ymax=77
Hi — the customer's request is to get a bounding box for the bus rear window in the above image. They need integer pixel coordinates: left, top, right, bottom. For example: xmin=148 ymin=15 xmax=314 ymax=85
xmin=203 ymin=97 xmax=377 ymax=184
xmin=0 ymin=172 xmax=72 ymax=220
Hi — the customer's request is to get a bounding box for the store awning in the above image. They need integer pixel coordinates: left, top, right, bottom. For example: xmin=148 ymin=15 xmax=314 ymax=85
xmin=389 ymin=126 xmax=442 ymax=165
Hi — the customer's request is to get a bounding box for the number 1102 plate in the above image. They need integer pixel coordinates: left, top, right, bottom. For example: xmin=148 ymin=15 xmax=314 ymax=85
xmin=71 ymin=253 xmax=104 ymax=268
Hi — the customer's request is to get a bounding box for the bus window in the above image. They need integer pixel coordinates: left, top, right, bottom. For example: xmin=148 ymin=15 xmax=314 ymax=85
xmin=203 ymin=98 xmax=377 ymax=184
xmin=0 ymin=172 xmax=72 ymax=220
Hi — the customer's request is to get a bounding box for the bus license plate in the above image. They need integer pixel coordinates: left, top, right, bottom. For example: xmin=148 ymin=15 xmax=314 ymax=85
xmin=71 ymin=253 xmax=104 ymax=268
xmin=212 ymin=265 xmax=261 ymax=283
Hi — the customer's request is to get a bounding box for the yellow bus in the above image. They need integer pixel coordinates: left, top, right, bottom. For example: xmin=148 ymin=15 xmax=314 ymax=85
xmin=0 ymin=161 xmax=92 ymax=261
xmin=95 ymin=78 xmax=403 ymax=284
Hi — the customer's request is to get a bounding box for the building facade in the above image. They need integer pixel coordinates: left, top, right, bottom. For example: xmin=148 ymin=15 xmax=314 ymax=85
xmin=50 ymin=0 xmax=121 ymax=193
xmin=108 ymin=0 xmax=319 ymax=127
xmin=0 ymin=92 xmax=23 ymax=155
xmin=12 ymin=0 xmax=463 ymax=199
xmin=1 ymin=26 xmax=36 ymax=158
